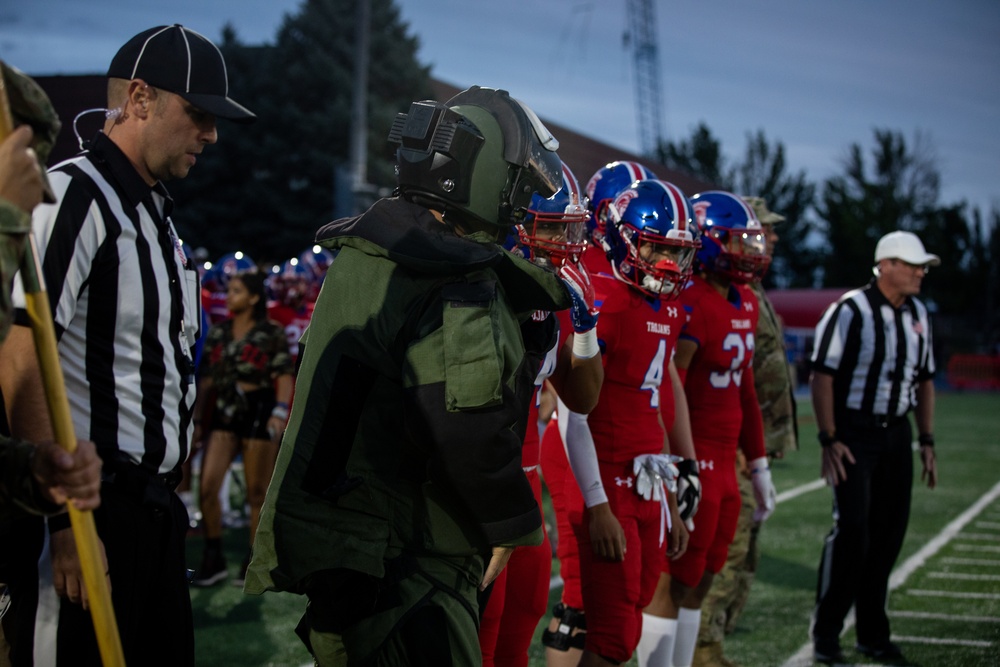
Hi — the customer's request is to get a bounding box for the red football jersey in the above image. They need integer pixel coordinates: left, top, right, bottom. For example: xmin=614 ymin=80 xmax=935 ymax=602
xmin=582 ymin=242 xmax=614 ymax=279
xmin=268 ymin=301 xmax=314 ymax=362
xmin=202 ymin=289 xmax=229 ymax=326
xmin=678 ymin=275 xmax=765 ymax=458
xmin=586 ymin=274 xmax=683 ymax=463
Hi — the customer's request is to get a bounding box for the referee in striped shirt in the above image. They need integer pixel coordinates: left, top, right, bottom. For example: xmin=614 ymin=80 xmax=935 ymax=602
xmin=1 ymin=25 xmax=253 ymax=666
xmin=809 ymin=230 xmax=939 ymax=664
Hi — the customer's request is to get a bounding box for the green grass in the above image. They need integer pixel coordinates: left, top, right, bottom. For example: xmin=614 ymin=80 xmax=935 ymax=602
xmin=188 ymin=391 xmax=1000 ymax=666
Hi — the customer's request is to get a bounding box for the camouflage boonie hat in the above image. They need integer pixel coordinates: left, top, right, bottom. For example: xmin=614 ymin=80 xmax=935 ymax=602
xmin=742 ymin=196 xmax=785 ymax=225
xmin=1 ymin=60 xmax=61 ymax=203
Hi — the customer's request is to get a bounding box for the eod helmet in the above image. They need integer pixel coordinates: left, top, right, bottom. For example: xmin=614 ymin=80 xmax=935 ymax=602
xmin=388 ymin=86 xmax=562 ymax=239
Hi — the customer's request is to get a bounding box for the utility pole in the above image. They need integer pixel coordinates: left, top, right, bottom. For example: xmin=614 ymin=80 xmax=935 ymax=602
xmin=348 ymin=0 xmax=378 ymax=214
xmin=624 ymin=0 xmax=664 ymax=156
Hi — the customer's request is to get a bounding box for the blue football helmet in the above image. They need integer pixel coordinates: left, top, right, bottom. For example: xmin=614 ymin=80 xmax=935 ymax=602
xmin=604 ymin=179 xmax=700 ymax=300
xmin=690 ymin=191 xmax=770 ymax=283
xmin=268 ymin=258 xmax=312 ymax=307
xmin=203 ymin=251 xmax=257 ymax=294
xmin=585 ymin=161 xmax=658 ymax=245
xmin=298 ymin=246 xmax=337 ymax=281
xmin=515 ymin=162 xmax=589 ymax=268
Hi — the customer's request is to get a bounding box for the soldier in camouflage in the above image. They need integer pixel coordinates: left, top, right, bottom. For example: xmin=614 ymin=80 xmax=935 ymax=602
xmin=0 ymin=60 xmax=102 ymax=521
xmin=693 ymin=196 xmax=798 ymax=667
xmin=0 ymin=61 xmax=102 ymax=667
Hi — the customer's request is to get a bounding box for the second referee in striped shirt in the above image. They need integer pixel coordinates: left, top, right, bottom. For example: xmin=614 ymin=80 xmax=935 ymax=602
xmin=808 ymin=230 xmax=939 ymax=664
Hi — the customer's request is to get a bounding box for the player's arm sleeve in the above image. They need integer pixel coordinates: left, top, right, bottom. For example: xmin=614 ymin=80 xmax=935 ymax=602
xmin=557 ymin=396 xmax=607 ymax=508
xmin=403 ymin=279 xmax=542 ymax=548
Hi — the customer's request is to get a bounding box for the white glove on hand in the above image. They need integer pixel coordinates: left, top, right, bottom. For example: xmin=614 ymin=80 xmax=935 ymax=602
xmin=749 ymin=456 xmax=777 ymax=522
xmin=633 ymin=454 xmax=681 ymax=501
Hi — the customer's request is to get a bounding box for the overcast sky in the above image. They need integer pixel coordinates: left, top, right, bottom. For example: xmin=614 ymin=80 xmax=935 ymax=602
xmin=3 ymin=0 xmax=998 ymax=220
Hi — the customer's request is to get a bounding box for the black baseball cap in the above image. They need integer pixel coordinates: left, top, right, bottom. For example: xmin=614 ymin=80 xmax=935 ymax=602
xmin=107 ymin=24 xmax=256 ymax=123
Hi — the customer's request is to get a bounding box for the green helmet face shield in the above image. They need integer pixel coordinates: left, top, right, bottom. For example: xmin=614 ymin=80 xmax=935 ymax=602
xmin=388 ymin=86 xmax=562 ymax=232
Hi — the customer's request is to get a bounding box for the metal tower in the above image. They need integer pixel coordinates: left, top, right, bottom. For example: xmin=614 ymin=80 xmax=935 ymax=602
xmin=625 ymin=0 xmax=664 ymax=156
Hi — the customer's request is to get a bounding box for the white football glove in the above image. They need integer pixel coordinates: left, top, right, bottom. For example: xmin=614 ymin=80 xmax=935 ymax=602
xmin=749 ymin=456 xmax=777 ymax=522
xmin=633 ymin=454 xmax=681 ymax=501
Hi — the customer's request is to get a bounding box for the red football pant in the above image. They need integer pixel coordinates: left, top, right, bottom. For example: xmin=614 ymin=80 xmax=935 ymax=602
xmin=668 ymin=448 xmax=740 ymax=586
xmin=479 ymin=468 xmax=551 ymax=667
xmin=540 ymin=419 xmax=585 ymax=610
xmin=575 ymin=460 xmax=665 ymax=664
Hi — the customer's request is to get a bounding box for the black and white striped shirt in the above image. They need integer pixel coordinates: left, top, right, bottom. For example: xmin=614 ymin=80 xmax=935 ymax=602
xmin=12 ymin=133 xmax=200 ymax=474
xmin=811 ymin=280 xmax=935 ymax=418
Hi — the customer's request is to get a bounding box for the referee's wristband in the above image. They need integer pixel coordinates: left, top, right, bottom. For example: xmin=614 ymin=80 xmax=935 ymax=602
xmin=817 ymin=430 xmax=837 ymax=448
xmin=918 ymin=433 xmax=935 ymax=447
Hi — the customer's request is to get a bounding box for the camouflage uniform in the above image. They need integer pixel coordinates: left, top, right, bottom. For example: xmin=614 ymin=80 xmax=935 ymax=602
xmin=246 ymin=198 xmax=570 ymax=666
xmin=0 ymin=59 xmax=62 ymax=518
xmin=696 ymin=198 xmax=797 ymax=664
xmin=0 ymin=60 xmax=62 ymax=667
xmin=199 ymin=318 xmax=293 ymax=425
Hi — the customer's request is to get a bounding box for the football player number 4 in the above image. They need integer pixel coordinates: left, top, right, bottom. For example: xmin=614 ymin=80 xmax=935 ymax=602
xmin=709 ymin=332 xmax=755 ymax=389
xmin=641 ymin=339 xmax=667 ymax=408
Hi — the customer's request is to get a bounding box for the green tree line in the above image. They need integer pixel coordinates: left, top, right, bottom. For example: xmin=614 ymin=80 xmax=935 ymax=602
xmin=656 ymin=123 xmax=999 ymax=352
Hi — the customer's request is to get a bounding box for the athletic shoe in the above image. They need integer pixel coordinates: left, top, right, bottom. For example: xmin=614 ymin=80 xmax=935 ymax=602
xmin=191 ymin=550 xmax=228 ymax=587
xmin=813 ymin=638 xmax=845 ymax=664
xmin=856 ymin=640 xmax=905 ymax=661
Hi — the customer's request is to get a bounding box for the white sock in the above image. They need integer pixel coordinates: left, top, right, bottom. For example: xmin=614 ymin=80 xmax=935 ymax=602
xmin=637 ymin=613 xmax=678 ymax=667
xmin=672 ymin=607 xmax=701 ymax=667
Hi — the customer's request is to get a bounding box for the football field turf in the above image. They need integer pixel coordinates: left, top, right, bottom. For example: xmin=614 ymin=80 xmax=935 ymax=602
xmin=187 ymin=391 xmax=1000 ymax=666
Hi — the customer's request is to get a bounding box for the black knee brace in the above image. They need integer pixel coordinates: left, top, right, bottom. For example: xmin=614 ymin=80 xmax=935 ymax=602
xmin=541 ymin=602 xmax=587 ymax=651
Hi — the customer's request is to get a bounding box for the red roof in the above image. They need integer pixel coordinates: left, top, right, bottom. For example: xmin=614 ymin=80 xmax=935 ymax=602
xmin=766 ymin=288 xmax=851 ymax=330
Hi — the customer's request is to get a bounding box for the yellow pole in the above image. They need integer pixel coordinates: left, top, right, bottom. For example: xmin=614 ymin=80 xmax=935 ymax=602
xmin=1 ymin=68 xmax=126 ymax=666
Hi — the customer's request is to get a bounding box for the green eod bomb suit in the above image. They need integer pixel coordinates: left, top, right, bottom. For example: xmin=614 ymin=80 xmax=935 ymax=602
xmin=246 ymin=197 xmax=570 ymax=661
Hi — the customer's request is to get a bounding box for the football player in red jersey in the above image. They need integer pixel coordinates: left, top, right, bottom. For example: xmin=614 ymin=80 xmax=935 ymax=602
xmin=643 ymin=191 xmax=777 ymax=667
xmin=478 ymin=162 xmax=604 ymax=667
xmin=266 ymin=258 xmax=315 ymax=364
xmin=553 ymin=179 xmax=699 ymax=667
xmin=540 ymin=161 xmax=664 ymax=667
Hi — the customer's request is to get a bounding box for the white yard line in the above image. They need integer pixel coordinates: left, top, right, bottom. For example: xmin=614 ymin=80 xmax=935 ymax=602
xmin=940 ymin=556 xmax=1000 ymax=566
xmin=973 ymin=521 xmax=1000 ymax=529
xmin=906 ymin=589 xmax=1000 ymax=600
xmin=891 ymin=635 xmax=993 ymax=648
xmin=781 ymin=479 xmax=1000 ymax=667
xmin=927 ymin=571 xmax=1000 ymax=581
xmin=890 ymin=610 xmax=1000 ymax=623
xmin=775 ymin=478 xmax=827 ymax=504
xmin=953 ymin=533 xmax=1000 ymax=541
xmin=955 ymin=544 xmax=1000 ymax=552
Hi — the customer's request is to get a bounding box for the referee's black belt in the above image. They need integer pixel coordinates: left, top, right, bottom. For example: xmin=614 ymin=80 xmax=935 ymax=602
xmin=101 ymin=451 xmax=182 ymax=507
xmin=841 ymin=409 xmax=909 ymax=430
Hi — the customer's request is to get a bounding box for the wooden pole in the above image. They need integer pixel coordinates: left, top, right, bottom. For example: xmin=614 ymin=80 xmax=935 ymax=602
xmin=0 ymin=67 xmax=126 ymax=667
